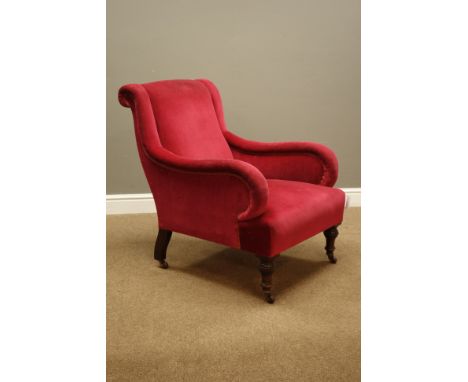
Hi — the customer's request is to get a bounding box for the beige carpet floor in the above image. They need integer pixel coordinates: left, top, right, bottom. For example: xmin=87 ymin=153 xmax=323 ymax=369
xmin=107 ymin=208 xmax=360 ymax=381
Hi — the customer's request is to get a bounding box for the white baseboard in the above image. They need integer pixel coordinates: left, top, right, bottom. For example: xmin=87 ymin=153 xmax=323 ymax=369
xmin=342 ymin=187 xmax=361 ymax=208
xmin=107 ymin=188 xmax=360 ymax=215
xmin=106 ymin=193 xmax=156 ymax=215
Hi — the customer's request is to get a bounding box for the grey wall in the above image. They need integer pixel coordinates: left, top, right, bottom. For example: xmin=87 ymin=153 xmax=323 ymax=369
xmin=107 ymin=0 xmax=360 ymax=194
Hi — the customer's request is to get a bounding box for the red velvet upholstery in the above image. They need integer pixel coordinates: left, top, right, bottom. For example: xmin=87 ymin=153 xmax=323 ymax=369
xmin=143 ymin=80 xmax=233 ymax=160
xmin=240 ymin=180 xmax=345 ymax=256
xmin=119 ymin=79 xmax=345 ymax=256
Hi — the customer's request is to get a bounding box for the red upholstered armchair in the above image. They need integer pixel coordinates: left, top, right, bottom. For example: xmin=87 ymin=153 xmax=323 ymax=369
xmin=118 ymin=79 xmax=345 ymax=303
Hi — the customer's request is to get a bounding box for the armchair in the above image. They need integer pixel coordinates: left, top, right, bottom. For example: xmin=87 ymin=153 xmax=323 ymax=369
xmin=119 ymin=79 xmax=345 ymax=303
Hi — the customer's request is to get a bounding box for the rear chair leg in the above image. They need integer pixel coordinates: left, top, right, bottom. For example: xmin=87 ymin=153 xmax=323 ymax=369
xmin=258 ymin=256 xmax=276 ymax=304
xmin=154 ymin=228 xmax=172 ymax=269
xmin=323 ymin=226 xmax=339 ymax=263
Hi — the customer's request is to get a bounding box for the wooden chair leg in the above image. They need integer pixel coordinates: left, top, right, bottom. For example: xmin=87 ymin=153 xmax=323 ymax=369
xmin=258 ymin=256 xmax=276 ymax=304
xmin=323 ymin=226 xmax=339 ymax=263
xmin=154 ymin=228 xmax=172 ymax=269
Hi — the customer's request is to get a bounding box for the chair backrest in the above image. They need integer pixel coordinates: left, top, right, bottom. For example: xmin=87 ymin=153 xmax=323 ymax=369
xmin=141 ymin=79 xmax=233 ymax=160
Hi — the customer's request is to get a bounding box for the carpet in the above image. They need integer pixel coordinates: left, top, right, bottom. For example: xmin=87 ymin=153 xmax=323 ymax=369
xmin=107 ymin=208 xmax=360 ymax=381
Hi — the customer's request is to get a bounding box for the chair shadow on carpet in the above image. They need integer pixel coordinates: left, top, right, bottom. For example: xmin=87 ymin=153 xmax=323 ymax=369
xmin=173 ymin=246 xmax=331 ymax=300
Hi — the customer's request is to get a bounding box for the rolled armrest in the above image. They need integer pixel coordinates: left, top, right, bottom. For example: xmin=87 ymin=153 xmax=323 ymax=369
xmin=224 ymin=131 xmax=338 ymax=187
xmin=142 ymin=146 xmax=269 ymax=221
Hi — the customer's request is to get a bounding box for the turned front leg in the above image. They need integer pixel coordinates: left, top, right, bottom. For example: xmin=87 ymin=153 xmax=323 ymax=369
xmin=154 ymin=228 xmax=172 ymax=268
xmin=258 ymin=256 xmax=276 ymax=304
xmin=323 ymin=226 xmax=339 ymax=263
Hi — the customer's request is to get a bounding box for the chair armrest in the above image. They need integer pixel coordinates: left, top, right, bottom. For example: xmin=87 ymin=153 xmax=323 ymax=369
xmin=224 ymin=131 xmax=338 ymax=187
xmin=144 ymin=147 xmax=269 ymax=221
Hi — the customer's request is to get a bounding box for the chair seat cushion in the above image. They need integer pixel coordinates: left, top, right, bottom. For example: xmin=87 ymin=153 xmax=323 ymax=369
xmin=239 ymin=179 xmax=345 ymax=256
